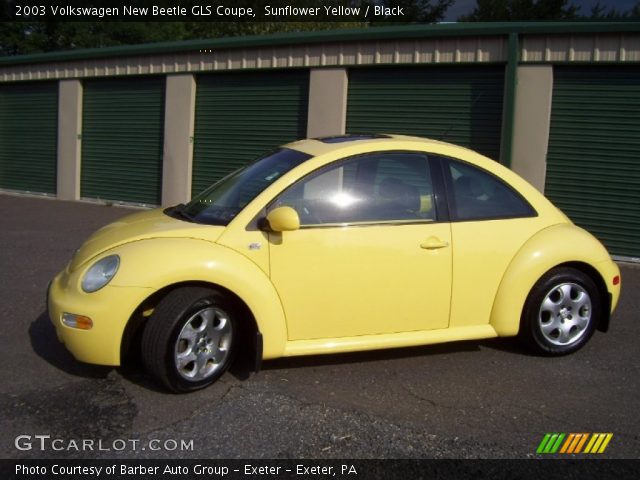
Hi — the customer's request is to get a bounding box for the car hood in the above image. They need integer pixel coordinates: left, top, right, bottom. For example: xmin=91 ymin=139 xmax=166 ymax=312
xmin=68 ymin=207 xmax=225 ymax=272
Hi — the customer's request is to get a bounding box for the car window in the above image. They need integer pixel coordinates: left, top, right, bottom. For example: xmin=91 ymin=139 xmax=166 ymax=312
xmin=271 ymin=152 xmax=436 ymax=226
xmin=446 ymin=159 xmax=535 ymax=221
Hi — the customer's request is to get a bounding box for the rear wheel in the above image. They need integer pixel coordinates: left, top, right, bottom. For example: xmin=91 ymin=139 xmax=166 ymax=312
xmin=520 ymin=267 xmax=601 ymax=355
xmin=141 ymin=287 xmax=238 ymax=392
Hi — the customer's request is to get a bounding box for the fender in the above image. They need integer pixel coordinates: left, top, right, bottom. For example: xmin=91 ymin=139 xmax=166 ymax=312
xmin=490 ymin=223 xmax=616 ymax=336
xmin=109 ymin=237 xmax=288 ymax=359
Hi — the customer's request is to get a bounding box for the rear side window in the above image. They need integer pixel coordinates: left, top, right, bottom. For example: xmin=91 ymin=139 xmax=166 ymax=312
xmin=446 ymin=159 xmax=536 ymax=221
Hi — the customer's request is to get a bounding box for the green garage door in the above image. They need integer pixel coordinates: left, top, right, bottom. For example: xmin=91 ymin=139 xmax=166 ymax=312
xmin=192 ymin=70 xmax=309 ymax=195
xmin=0 ymin=82 xmax=57 ymax=194
xmin=346 ymin=67 xmax=505 ymax=160
xmin=82 ymin=77 xmax=165 ymax=205
xmin=546 ymin=67 xmax=640 ymax=259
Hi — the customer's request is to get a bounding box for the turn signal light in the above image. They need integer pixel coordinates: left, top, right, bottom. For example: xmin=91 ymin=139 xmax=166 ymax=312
xmin=61 ymin=313 xmax=93 ymax=330
xmin=613 ymin=275 xmax=620 ymax=286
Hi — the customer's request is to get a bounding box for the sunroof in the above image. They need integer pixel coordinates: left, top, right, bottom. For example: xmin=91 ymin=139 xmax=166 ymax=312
xmin=315 ymin=134 xmax=391 ymax=144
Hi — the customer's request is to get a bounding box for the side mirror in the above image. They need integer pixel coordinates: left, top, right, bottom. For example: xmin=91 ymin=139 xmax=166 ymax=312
xmin=264 ymin=206 xmax=300 ymax=232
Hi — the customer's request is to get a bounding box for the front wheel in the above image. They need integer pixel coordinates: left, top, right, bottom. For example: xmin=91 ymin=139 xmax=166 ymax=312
xmin=141 ymin=287 xmax=238 ymax=392
xmin=519 ymin=267 xmax=601 ymax=356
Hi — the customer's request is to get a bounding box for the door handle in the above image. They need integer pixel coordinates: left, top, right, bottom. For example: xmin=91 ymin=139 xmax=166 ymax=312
xmin=420 ymin=236 xmax=449 ymax=250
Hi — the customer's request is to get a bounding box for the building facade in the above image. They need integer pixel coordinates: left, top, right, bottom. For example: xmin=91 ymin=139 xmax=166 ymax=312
xmin=0 ymin=22 xmax=639 ymax=260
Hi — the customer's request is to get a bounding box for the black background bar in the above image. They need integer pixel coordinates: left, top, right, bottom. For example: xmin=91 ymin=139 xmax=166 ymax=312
xmin=5 ymin=459 xmax=640 ymax=480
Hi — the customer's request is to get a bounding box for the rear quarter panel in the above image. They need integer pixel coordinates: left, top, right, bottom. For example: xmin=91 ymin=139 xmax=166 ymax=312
xmin=490 ymin=223 xmax=620 ymax=336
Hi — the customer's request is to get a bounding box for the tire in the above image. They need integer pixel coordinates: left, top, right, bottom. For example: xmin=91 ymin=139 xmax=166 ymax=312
xmin=519 ymin=267 xmax=601 ymax=356
xmin=141 ymin=287 xmax=238 ymax=393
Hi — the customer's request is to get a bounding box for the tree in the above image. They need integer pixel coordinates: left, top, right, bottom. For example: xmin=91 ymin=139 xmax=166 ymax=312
xmin=367 ymin=0 xmax=455 ymax=23
xmin=0 ymin=21 xmax=380 ymax=57
xmin=459 ymin=0 xmax=580 ymax=21
xmin=0 ymin=22 xmax=189 ymax=56
xmin=0 ymin=0 xmax=457 ymax=57
xmin=588 ymin=0 xmax=640 ymax=19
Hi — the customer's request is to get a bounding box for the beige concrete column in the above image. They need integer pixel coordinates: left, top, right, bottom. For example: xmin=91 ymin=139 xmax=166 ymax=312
xmin=306 ymin=68 xmax=348 ymax=138
xmin=56 ymin=80 xmax=82 ymax=200
xmin=510 ymin=65 xmax=554 ymax=192
xmin=162 ymin=74 xmax=196 ymax=206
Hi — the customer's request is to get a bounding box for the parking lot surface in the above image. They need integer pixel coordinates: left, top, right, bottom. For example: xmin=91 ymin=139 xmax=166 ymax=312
xmin=1 ymin=193 xmax=638 ymax=459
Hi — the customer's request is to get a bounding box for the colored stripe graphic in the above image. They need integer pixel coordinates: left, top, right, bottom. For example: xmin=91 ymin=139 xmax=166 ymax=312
xmin=574 ymin=433 xmax=590 ymax=453
xmin=537 ymin=433 xmax=552 ymax=454
xmin=549 ymin=433 xmax=565 ymax=453
xmin=537 ymin=433 xmax=613 ymax=454
xmin=584 ymin=433 xmax=613 ymax=454
xmin=560 ymin=433 xmax=589 ymax=453
xmin=537 ymin=433 xmax=565 ymax=453
xmin=560 ymin=433 xmax=575 ymax=453
xmin=597 ymin=433 xmax=614 ymax=453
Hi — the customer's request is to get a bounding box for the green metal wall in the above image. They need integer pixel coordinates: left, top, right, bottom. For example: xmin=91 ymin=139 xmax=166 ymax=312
xmin=192 ymin=70 xmax=309 ymax=196
xmin=0 ymin=82 xmax=58 ymax=194
xmin=346 ymin=66 xmax=505 ymax=161
xmin=81 ymin=77 xmax=165 ymax=205
xmin=546 ymin=66 xmax=640 ymax=259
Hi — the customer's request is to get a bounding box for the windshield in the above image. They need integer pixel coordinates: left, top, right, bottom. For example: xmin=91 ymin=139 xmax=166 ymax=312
xmin=174 ymin=148 xmax=312 ymax=226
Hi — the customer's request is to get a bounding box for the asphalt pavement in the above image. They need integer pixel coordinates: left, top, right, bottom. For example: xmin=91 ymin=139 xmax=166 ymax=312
xmin=1 ymin=193 xmax=638 ymax=459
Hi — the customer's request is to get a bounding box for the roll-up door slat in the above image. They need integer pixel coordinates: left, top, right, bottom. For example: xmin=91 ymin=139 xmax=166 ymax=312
xmin=81 ymin=77 xmax=165 ymax=205
xmin=0 ymin=82 xmax=58 ymax=194
xmin=192 ymin=70 xmax=309 ymax=196
xmin=546 ymin=67 xmax=640 ymax=258
xmin=346 ymin=67 xmax=505 ymax=160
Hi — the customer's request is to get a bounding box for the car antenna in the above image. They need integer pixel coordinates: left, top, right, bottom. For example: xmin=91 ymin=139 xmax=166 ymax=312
xmin=438 ymin=91 xmax=485 ymax=143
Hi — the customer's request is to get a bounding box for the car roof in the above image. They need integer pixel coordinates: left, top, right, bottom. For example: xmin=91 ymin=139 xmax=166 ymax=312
xmin=284 ymin=134 xmax=479 ymax=158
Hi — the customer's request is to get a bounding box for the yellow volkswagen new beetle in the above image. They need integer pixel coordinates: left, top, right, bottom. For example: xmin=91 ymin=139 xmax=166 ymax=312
xmin=48 ymin=135 xmax=621 ymax=392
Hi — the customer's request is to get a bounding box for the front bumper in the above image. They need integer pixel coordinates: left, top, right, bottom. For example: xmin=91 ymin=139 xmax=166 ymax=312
xmin=47 ymin=268 xmax=151 ymax=366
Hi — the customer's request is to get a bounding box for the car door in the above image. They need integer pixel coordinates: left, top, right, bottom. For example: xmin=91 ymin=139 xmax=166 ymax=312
xmin=440 ymin=156 xmax=547 ymax=329
xmin=267 ymin=151 xmax=452 ymax=341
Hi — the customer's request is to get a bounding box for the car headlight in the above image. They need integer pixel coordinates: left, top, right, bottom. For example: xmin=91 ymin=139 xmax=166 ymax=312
xmin=81 ymin=255 xmax=120 ymax=293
